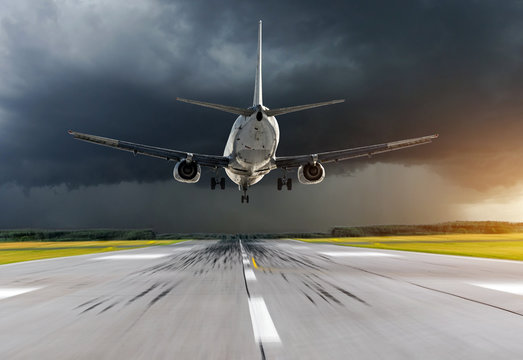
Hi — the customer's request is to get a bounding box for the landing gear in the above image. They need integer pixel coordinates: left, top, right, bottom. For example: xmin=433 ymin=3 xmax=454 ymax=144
xmin=277 ymin=169 xmax=292 ymax=191
xmin=240 ymin=185 xmax=249 ymax=204
xmin=210 ymin=169 xmax=225 ymax=190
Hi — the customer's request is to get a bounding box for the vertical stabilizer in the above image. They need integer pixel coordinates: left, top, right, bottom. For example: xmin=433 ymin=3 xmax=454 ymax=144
xmin=253 ymin=20 xmax=263 ymax=106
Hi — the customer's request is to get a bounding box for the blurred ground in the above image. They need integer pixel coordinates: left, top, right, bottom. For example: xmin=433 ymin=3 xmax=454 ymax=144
xmin=2 ymin=239 xmax=523 ymax=359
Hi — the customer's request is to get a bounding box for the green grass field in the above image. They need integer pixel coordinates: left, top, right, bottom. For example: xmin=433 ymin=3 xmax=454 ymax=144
xmin=297 ymin=233 xmax=523 ymax=261
xmin=0 ymin=240 xmax=185 ymax=265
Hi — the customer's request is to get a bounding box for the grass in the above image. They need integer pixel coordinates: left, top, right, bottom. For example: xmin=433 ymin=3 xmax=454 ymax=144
xmin=0 ymin=240 xmax=185 ymax=265
xmin=297 ymin=233 xmax=523 ymax=261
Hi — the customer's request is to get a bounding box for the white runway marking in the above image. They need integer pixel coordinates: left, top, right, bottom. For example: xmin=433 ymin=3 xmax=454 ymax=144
xmin=471 ymin=283 xmax=523 ymax=295
xmin=0 ymin=287 xmax=41 ymax=300
xmin=248 ymin=297 xmax=281 ymax=343
xmin=321 ymin=251 xmax=400 ymax=257
xmin=283 ymin=239 xmax=308 ymax=244
xmin=240 ymin=240 xmax=281 ymax=346
xmin=278 ymin=244 xmax=310 ymax=250
xmin=93 ymin=254 xmax=169 ymax=260
xmin=244 ymin=268 xmax=256 ymax=281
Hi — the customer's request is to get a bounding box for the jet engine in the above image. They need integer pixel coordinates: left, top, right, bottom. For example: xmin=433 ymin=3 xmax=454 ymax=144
xmin=297 ymin=163 xmax=325 ymax=184
xmin=173 ymin=160 xmax=201 ymax=183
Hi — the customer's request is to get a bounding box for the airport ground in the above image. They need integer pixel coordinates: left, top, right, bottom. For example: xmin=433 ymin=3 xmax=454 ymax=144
xmin=2 ymin=238 xmax=523 ymax=359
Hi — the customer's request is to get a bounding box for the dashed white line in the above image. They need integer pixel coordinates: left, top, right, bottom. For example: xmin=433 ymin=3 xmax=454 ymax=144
xmin=248 ymin=297 xmax=281 ymax=343
xmin=0 ymin=287 xmax=41 ymax=300
xmin=321 ymin=251 xmax=400 ymax=257
xmin=92 ymin=254 xmax=169 ymax=260
xmin=278 ymin=244 xmax=310 ymax=250
xmin=244 ymin=268 xmax=257 ymax=281
xmin=471 ymin=282 xmax=523 ymax=295
xmin=282 ymin=239 xmax=308 ymax=244
xmin=240 ymin=240 xmax=280 ymax=346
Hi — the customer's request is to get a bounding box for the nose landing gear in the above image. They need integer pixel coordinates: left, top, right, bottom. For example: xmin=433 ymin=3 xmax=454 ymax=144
xmin=240 ymin=185 xmax=250 ymax=203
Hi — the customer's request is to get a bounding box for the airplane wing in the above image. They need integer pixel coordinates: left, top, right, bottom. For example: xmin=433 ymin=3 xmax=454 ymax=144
xmin=68 ymin=130 xmax=229 ymax=168
xmin=274 ymin=134 xmax=438 ymax=168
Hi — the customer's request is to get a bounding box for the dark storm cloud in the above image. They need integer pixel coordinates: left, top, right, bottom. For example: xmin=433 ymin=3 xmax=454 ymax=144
xmin=0 ymin=165 xmax=463 ymax=233
xmin=1 ymin=0 xmax=523 ymax=191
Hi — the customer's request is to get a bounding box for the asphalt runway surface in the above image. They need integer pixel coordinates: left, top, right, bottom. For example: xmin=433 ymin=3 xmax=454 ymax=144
xmin=2 ymin=239 xmax=523 ymax=360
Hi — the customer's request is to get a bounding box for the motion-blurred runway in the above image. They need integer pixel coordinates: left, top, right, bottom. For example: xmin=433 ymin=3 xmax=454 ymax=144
xmin=2 ymin=239 xmax=523 ymax=360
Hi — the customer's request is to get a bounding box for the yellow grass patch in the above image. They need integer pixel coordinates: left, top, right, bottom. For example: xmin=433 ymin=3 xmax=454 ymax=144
xmin=0 ymin=240 xmax=185 ymax=265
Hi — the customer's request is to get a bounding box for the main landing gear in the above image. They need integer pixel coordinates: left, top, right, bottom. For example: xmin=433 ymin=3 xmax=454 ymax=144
xmin=277 ymin=177 xmax=292 ymax=191
xmin=210 ymin=169 xmax=226 ymax=190
xmin=277 ymin=170 xmax=292 ymax=191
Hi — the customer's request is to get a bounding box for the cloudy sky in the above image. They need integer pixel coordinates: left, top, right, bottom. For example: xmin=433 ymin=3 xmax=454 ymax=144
xmin=1 ymin=0 xmax=523 ymax=233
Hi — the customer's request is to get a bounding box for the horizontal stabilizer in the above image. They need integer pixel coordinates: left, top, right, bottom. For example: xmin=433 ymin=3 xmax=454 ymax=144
xmin=265 ymin=99 xmax=345 ymax=117
xmin=176 ymin=97 xmax=253 ymax=116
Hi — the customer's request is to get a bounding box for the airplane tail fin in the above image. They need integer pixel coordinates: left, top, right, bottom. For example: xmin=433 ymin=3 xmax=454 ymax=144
xmin=176 ymin=97 xmax=253 ymax=116
xmin=253 ymin=20 xmax=263 ymax=106
xmin=265 ymin=99 xmax=345 ymax=117
xmin=178 ymin=21 xmax=344 ymax=118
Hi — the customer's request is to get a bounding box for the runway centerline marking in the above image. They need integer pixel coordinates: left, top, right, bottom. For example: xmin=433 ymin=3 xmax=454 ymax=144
xmin=471 ymin=282 xmax=523 ymax=295
xmin=248 ymin=297 xmax=281 ymax=343
xmin=92 ymin=254 xmax=169 ymax=260
xmin=0 ymin=287 xmax=41 ymax=300
xmin=244 ymin=268 xmax=257 ymax=281
xmin=321 ymin=251 xmax=400 ymax=257
xmin=240 ymin=240 xmax=282 ymax=350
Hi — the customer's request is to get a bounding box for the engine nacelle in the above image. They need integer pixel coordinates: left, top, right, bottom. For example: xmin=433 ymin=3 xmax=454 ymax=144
xmin=297 ymin=163 xmax=325 ymax=184
xmin=173 ymin=160 xmax=201 ymax=183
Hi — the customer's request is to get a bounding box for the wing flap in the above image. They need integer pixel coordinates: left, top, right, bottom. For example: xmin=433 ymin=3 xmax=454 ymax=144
xmin=275 ymin=134 xmax=438 ymax=168
xmin=68 ymin=130 xmax=229 ymax=168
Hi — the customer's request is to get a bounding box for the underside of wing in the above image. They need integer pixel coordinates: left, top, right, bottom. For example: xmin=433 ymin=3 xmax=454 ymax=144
xmin=274 ymin=134 xmax=438 ymax=168
xmin=68 ymin=130 xmax=229 ymax=168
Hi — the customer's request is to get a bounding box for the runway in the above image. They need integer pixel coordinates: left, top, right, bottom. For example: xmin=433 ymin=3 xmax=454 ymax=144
xmin=2 ymin=239 xmax=523 ymax=359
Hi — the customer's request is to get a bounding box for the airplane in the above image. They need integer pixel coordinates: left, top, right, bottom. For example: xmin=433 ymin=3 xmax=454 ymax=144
xmin=69 ymin=20 xmax=438 ymax=204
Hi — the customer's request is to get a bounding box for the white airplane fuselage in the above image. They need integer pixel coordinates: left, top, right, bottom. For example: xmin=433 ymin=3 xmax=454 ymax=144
xmin=223 ymin=106 xmax=280 ymax=189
